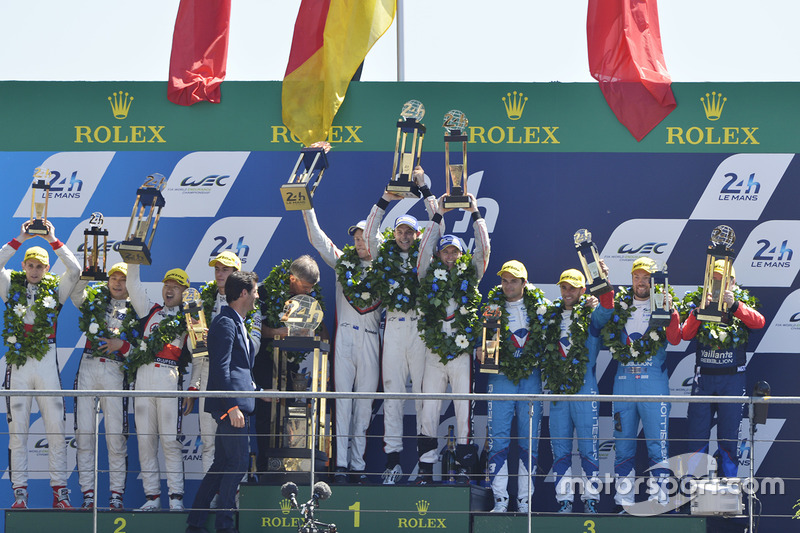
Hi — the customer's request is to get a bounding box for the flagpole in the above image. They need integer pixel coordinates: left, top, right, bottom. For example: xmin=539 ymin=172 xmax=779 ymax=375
xmin=396 ymin=0 xmax=405 ymax=81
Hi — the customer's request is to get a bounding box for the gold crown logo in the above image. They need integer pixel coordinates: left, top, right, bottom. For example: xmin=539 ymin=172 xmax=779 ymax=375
xmin=701 ymin=91 xmax=726 ymax=121
xmin=502 ymin=91 xmax=528 ymax=121
xmin=416 ymin=499 xmax=430 ymax=515
xmin=108 ymin=91 xmax=134 ymax=120
xmin=279 ymin=498 xmax=292 ymax=514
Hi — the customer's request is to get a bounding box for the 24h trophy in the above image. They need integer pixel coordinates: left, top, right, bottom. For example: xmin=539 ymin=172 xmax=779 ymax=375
xmin=697 ymin=225 xmax=736 ymax=322
xmin=118 ymin=174 xmax=167 ymax=265
xmin=574 ymin=229 xmax=612 ymax=295
xmin=386 ymin=100 xmax=426 ymax=198
xmin=442 ymin=110 xmax=471 ymax=209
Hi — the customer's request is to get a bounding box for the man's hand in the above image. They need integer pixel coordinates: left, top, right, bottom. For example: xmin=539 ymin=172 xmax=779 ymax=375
xmin=723 ymin=290 xmax=735 ymax=307
xmin=584 ymin=296 xmax=599 ymax=309
xmin=412 ymin=165 xmax=426 ymax=187
xmin=97 ymin=337 xmax=124 ymax=355
xmin=598 ymin=258 xmax=609 ymax=279
xmin=229 ymin=406 xmax=245 ymax=428
xmin=182 ymin=397 xmax=195 ymax=415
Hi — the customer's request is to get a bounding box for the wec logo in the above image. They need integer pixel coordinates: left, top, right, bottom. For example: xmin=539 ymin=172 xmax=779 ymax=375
xmin=179 ymin=174 xmax=230 ymax=187
xmin=617 ymin=242 xmax=668 ymax=255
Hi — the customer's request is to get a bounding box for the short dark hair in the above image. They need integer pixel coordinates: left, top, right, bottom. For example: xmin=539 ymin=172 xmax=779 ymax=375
xmin=225 ymin=271 xmax=259 ymax=304
xmin=290 ymin=254 xmax=320 ymax=284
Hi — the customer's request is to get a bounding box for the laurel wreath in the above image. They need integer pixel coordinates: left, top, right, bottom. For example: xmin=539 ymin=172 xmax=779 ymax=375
xmin=481 ymin=284 xmax=549 ymax=385
xmin=200 ymin=280 xmax=258 ymax=334
xmin=3 ymin=272 xmax=60 ymax=366
xmin=124 ymin=311 xmax=188 ymax=378
xmin=366 ymin=228 xmax=421 ymax=313
xmin=334 ymin=245 xmax=376 ymax=310
xmin=78 ymin=283 xmax=140 ymax=356
xmin=539 ymin=297 xmax=591 ymax=395
xmin=416 ymin=253 xmax=482 ymax=365
xmin=679 ymin=287 xmax=761 ymax=349
xmin=602 ymin=286 xmax=673 ymax=365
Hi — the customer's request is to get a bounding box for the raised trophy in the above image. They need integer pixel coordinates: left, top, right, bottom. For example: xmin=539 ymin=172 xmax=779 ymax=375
xmin=386 ymin=100 xmax=425 ymax=198
xmin=281 ymin=142 xmax=330 ymax=211
xmin=650 ymin=263 xmax=672 ymax=326
xmin=698 ymin=225 xmax=736 ymax=322
xmin=81 ymin=212 xmax=109 ymax=281
xmin=480 ymin=304 xmax=501 ymax=373
xmin=442 ymin=110 xmax=471 ymax=209
xmin=118 ymin=174 xmax=166 ymax=265
xmin=574 ymin=229 xmax=612 ymax=295
xmin=28 ymin=168 xmax=52 ymax=236
xmin=182 ymin=288 xmax=208 ymax=358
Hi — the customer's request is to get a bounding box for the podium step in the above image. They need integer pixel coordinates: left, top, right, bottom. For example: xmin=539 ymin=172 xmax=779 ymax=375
xmin=472 ymin=514 xmax=707 ymax=533
xmin=4 ymin=510 xmax=199 ymax=533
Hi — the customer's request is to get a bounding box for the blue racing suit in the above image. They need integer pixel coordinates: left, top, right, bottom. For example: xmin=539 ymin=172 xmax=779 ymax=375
xmin=548 ymin=292 xmax=614 ymax=503
xmin=610 ymin=296 xmax=681 ymax=506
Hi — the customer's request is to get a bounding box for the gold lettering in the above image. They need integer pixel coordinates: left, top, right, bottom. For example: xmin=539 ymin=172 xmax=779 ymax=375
xmin=328 ymin=126 xmax=342 ymax=143
xmin=113 ymin=126 xmax=129 ymax=143
xmin=75 ymin=126 xmax=92 ymax=143
xmin=94 ymin=126 xmax=111 ymax=144
xmin=147 ymin=126 xmax=166 ymax=143
xmin=506 ymin=127 xmax=522 ymax=144
xmin=542 ymin=126 xmax=560 ymax=144
xmin=704 ymin=127 xmax=721 ymax=145
xmin=487 ymin=126 xmax=505 ymax=144
xmin=685 ymin=127 xmax=703 ymax=145
xmin=723 ymin=127 xmax=739 ymax=144
xmin=130 ymin=125 xmax=146 ymax=143
xmin=524 ymin=126 xmax=540 ymax=144
xmin=271 ymin=126 xmax=290 ymax=143
xmin=469 ymin=126 xmax=486 ymax=144
xmin=344 ymin=125 xmax=363 ymax=143
xmin=436 ymin=518 xmax=447 ymax=527
xmin=665 ymin=127 xmax=685 ymax=144
xmin=742 ymin=127 xmax=759 ymax=144
xmin=398 ymin=518 xmax=408 ymax=527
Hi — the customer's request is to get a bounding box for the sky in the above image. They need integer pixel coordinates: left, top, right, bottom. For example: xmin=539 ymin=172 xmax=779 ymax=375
xmin=2 ymin=0 xmax=799 ymax=83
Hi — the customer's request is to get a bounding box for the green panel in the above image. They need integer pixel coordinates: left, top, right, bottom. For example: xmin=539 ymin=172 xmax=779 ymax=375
xmin=472 ymin=514 xmax=707 ymax=533
xmin=239 ymin=484 xmax=471 ymax=532
xmin=0 ymin=81 xmax=796 ymax=152
xmin=4 ymin=510 xmax=203 ymax=533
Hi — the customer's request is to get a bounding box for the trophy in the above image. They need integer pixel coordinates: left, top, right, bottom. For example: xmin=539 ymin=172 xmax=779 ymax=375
xmin=442 ymin=110 xmax=471 ymax=209
xmin=698 ymin=225 xmax=736 ymax=322
xmin=118 ymin=174 xmax=166 ymax=265
xmin=81 ymin=212 xmax=109 ymax=281
xmin=28 ymin=168 xmax=52 ymax=236
xmin=386 ymin=100 xmax=426 ymax=198
xmin=280 ymin=294 xmax=324 ymax=337
xmin=479 ymin=304 xmax=501 ymax=373
xmin=650 ymin=263 xmax=672 ymax=326
xmin=574 ymin=229 xmax=612 ymax=295
xmin=182 ymin=288 xmax=208 ymax=357
xmin=280 ymin=142 xmax=330 ymax=211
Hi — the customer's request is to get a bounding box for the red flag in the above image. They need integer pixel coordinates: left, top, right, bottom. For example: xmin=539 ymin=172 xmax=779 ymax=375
xmin=282 ymin=0 xmax=396 ymax=146
xmin=167 ymin=0 xmax=231 ymax=106
xmin=587 ymin=0 xmax=676 ymax=141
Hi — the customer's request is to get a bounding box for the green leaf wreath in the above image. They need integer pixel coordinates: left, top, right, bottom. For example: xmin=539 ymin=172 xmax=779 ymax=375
xmin=680 ymin=287 xmax=761 ymax=349
xmin=334 ymin=245 xmax=377 ymax=310
xmin=481 ymin=283 xmax=549 ymax=385
xmin=78 ymin=283 xmax=140 ymax=356
xmin=366 ymin=227 xmax=421 ymax=313
xmin=124 ymin=312 xmax=188 ymax=378
xmin=601 ymin=286 xmax=673 ymax=365
xmin=539 ymin=297 xmax=592 ymax=394
xmin=3 ymin=272 xmax=60 ymax=366
xmin=417 ymin=253 xmax=482 ymax=365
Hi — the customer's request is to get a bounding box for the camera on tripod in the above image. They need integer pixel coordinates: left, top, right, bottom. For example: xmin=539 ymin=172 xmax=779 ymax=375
xmin=281 ymin=481 xmax=338 ymax=533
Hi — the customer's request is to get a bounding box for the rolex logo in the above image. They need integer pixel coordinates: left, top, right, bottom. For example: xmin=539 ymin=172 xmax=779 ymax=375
xmin=502 ymin=91 xmax=528 ymax=121
xmin=279 ymin=498 xmax=292 ymax=514
xmin=108 ymin=91 xmax=134 ymax=120
xmin=416 ymin=499 xmax=429 ymax=516
xmin=701 ymin=91 xmax=726 ymax=121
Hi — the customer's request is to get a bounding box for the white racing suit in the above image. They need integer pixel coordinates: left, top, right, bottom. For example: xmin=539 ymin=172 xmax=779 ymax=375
xmin=303 ymin=209 xmax=381 ymax=472
xmin=187 ymin=290 xmax=261 ymax=472
xmin=127 ymin=264 xmax=187 ymax=498
xmin=0 ymin=238 xmax=80 ymax=489
xmin=364 ymin=190 xmax=441 ymax=457
xmin=416 ymin=215 xmax=490 ymax=466
xmin=70 ymin=280 xmax=135 ymax=497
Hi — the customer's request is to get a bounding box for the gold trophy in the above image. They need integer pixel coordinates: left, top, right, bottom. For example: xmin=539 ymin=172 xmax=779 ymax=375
xmin=479 ymin=304 xmax=501 ymax=373
xmin=442 ymin=110 xmax=471 ymax=209
xmin=118 ymin=174 xmax=166 ymax=265
xmin=574 ymin=229 xmax=612 ymax=295
xmin=28 ymin=168 xmax=52 ymax=236
xmin=182 ymin=288 xmax=208 ymax=357
xmin=698 ymin=225 xmax=736 ymax=322
xmin=81 ymin=212 xmax=109 ymax=281
xmin=649 ymin=263 xmax=672 ymax=326
xmin=386 ymin=100 xmax=425 ymax=198
xmin=280 ymin=142 xmax=330 ymax=211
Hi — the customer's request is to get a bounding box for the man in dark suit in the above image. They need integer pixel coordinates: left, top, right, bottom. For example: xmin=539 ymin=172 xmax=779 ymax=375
xmin=187 ymin=270 xmax=260 ymax=533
